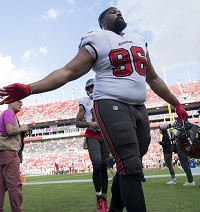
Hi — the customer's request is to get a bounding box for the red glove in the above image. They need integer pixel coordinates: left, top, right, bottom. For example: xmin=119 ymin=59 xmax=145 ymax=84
xmin=174 ymin=104 xmax=188 ymax=123
xmin=0 ymin=83 xmax=31 ymax=105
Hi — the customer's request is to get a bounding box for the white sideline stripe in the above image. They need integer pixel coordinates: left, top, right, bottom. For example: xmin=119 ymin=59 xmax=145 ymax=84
xmin=23 ymin=167 xmax=200 ymax=185
xmin=23 ymin=179 xmax=94 ymax=185
xmin=145 ymin=166 xmax=200 ymax=179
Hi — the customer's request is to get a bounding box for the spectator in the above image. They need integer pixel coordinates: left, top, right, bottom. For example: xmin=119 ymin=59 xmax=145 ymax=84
xmin=55 ymin=163 xmax=59 ymax=175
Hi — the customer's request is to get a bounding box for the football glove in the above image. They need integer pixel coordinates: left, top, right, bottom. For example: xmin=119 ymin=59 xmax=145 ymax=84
xmin=0 ymin=83 xmax=31 ymax=105
xmin=174 ymin=104 xmax=188 ymax=123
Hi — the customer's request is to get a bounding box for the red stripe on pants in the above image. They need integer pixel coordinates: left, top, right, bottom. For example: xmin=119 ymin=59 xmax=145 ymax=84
xmin=94 ymin=100 xmax=125 ymax=175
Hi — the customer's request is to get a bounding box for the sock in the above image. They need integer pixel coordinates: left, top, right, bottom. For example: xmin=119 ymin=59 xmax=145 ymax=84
xmin=96 ymin=191 xmax=102 ymax=201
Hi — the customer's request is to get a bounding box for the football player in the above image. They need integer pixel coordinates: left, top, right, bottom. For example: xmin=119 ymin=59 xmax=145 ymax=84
xmin=75 ymin=79 xmax=110 ymax=212
xmin=0 ymin=7 xmax=188 ymax=212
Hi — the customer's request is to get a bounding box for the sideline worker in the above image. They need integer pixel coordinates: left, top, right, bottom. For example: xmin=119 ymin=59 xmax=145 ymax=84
xmin=0 ymin=100 xmax=29 ymax=212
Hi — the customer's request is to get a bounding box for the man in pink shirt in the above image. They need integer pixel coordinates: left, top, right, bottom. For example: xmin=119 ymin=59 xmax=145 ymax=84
xmin=0 ymin=100 xmax=29 ymax=212
xmin=0 ymin=110 xmax=17 ymax=135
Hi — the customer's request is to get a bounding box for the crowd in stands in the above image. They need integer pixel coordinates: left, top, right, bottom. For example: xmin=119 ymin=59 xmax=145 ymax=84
xmin=20 ymin=129 xmax=179 ymax=175
xmin=23 ymin=138 xmax=84 ymax=155
xmin=181 ymin=81 xmax=200 ymax=96
xmin=141 ymin=129 xmax=162 ymax=168
xmin=0 ymin=81 xmax=199 ymax=123
xmin=146 ymin=81 xmax=200 ymax=104
xmin=13 ymin=99 xmax=79 ymax=124
xmin=1 ymin=81 xmax=199 ymax=175
xmin=21 ymin=138 xmax=93 ymax=175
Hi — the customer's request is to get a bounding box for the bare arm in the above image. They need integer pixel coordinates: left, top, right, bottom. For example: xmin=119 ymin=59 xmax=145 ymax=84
xmin=0 ymin=47 xmax=94 ymax=105
xmin=31 ymin=47 xmax=94 ymax=94
xmin=75 ymin=105 xmax=89 ymax=128
xmin=75 ymin=105 xmax=99 ymax=129
xmin=146 ymin=52 xmax=180 ymax=107
xmin=6 ymin=124 xmax=28 ymax=135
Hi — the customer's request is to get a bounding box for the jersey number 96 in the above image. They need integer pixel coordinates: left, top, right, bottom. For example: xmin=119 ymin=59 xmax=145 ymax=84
xmin=109 ymin=46 xmax=147 ymax=77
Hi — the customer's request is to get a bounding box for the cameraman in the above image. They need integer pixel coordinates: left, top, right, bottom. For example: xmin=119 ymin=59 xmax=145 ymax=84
xmin=158 ymin=129 xmax=177 ymax=184
xmin=0 ymin=100 xmax=29 ymax=212
xmin=169 ymin=129 xmax=195 ymax=186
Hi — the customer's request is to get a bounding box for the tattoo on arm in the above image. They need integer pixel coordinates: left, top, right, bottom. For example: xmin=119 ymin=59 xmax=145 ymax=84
xmin=75 ymin=106 xmax=90 ymax=128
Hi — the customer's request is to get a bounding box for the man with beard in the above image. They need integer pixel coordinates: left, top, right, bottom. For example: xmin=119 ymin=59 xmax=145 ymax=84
xmin=0 ymin=7 xmax=188 ymax=212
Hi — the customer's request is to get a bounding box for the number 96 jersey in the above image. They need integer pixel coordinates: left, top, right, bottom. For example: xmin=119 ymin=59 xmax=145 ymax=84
xmin=79 ymin=30 xmax=148 ymax=105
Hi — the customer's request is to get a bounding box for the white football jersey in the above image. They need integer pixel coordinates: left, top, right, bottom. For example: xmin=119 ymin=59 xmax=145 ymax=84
xmin=79 ymin=30 xmax=148 ymax=105
xmin=79 ymin=97 xmax=98 ymax=131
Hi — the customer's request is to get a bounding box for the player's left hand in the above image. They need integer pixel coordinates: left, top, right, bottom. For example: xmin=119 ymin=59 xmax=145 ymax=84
xmin=0 ymin=83 xmax=31 ymax=105
xmin=90 ymin=121 xmax=99 ymax=130
xmin=174 ymin=104 xmax=188 ymax=123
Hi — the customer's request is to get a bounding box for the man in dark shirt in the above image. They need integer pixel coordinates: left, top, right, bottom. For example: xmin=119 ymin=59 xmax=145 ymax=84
xmin=158 ymin=129 xmax=177 ymax=184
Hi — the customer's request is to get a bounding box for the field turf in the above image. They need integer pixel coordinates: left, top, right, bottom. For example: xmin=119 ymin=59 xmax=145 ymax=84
xmin=3 ymin=167 xmax=200 ymax=212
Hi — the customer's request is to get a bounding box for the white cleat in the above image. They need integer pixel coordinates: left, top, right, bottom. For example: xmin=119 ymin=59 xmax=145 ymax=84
xmin=183 ymin=181 xmax=195 ymax=186
xmin=166 ymin=178 xmax=177 ymax=184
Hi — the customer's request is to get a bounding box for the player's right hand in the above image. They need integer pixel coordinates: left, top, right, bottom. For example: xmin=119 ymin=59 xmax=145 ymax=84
xmin=0 ymin=83 xmax=31 ymax=105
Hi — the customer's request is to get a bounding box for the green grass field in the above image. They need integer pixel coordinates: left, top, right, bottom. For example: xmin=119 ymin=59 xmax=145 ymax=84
xmin=3 ymin=167 xmax=200 ymax=212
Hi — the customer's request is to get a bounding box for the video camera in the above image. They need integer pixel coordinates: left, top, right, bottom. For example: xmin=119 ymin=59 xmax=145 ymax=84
xmin=18 ymin=128 xmax=33 ymax=163
xmin=28 ymin=127 xmax=33 ymax=135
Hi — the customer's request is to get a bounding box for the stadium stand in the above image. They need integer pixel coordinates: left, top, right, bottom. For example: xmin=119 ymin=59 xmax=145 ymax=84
xmin=0 ymin=81 xmax=199 ymax=175
xmin=2 ymin=81 xmax=197 ymax=125
xmin=15 ymin=99 xmax=80 ymax=124
xmin=145 ymin=81 xmax=200 ymax=103
xmin=21 ymin=138 xmax=92 ymax=175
